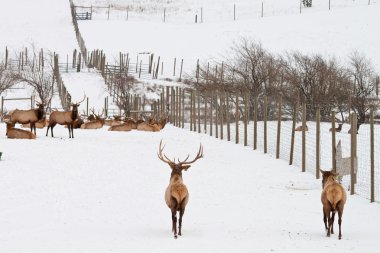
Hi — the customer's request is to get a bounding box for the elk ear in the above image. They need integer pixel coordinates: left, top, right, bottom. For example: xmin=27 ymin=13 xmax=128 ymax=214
xmin=182 ymin=165 xmax=191 ymax=171
xmin=319 ymin=169 xmax=326 ymax=174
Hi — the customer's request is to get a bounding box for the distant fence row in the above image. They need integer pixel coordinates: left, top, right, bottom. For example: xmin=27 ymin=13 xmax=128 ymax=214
xmin=147 ymin=87 xmax=380 ymax=203
xmin=71 ymin=0 xmax=377 ymax=23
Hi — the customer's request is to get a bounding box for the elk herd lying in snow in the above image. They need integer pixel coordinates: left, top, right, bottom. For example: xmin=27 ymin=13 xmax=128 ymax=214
xmin=2 ymin=99 xmax=167 ymax=139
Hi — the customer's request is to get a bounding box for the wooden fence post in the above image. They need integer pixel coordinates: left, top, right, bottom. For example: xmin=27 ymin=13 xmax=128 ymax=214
xmin=198 ymin=92 xmax=201 ymax=133
xmin=370 ymin=110 xmax=375 ymax=202
xmin=182 ymin=89 xmax=185 ymax=128
xmin=276 ymin=96 xmax=282 ymax=159
xmin=263 ymin=95 xmax=267 ymax=153
xmin=350 ymin=113 xmax=357 ymax=195
xmin=226 ymin=94 xmax=231 ymax=141
xmin=220 ymin=93 xmax=224 ymax=139
xmin=204 ymin=94 xmax=208 ymax=134
xmin=235 ymin=95 xmax=239 ymax=144
xmin=244 ymin=93 xmax=248 ymax=146
xmin=190 ymin=91 xmax=193 ymax=131
xmin=302 ymin=103 xmax=306 ymax=172
xmin=331 ymin=111 xmax=336 ymax=173
xmin=193 ymin=91 xmax=197 ymax=132
xmin=254 ymin=96 xmax=258 ymax=150
xmin=316 ymin=108 xmax=321 ymax=179
xmin=210 ymin=94 xmax=213 ymax=136
xmin=179 ymin=59 xmax=183 ymax=81
xmin=215 ymin=93 xmax=219 ymax=138
xmin=289 ymin=104 xmax=297 ymax=165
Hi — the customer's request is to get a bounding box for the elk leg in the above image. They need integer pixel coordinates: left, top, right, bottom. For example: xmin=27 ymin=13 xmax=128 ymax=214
xmin=331 ymin=211 xmax=336 ymax=234
xmin=337 ymin=203 xmax=344 ymax=240
xmin=71 ymin=124 xmax=74 ymax=138
xmin=51 ymin=126 xmax=55 ymax=137
xmin=68 ymin=124 xmax=72 ymax=138
xmin=323 ymin=205 xmax=331 ymax=236
xmin=323 ymin=207 xmax=328 ymax=231
xmin=171 ymin=209 xmax=178 ymax=239
xmin=178 ymin=207 xmax=185 ymax=236
xmin=46 ymin=126 xmax=50 ymax=136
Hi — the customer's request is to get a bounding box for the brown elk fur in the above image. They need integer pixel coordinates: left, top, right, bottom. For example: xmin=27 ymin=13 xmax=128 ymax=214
xmin=320 ymin=170 xmax=347 ymax=240
xmin=80 ymin=119 xmax=104 ymax=129
xmin=108 ymin=123 xmax=132 ymax=131
xmin=22 ymin=118 xmax=47 ymax=129
xmin=295 ymin=124 xmax=308 ymax=131
xmin=348 ymin=123 xmax=361 ymax=134
xmin=46 ymin=98 xmax=84 ymax=138
xmin=329 ymin=123 xmax=343 ymax=132
xmin=10 ymin=103 xmax=45 ymax=135
xmin=158 ymin=141 xmax=203 ymax=239
xmin=6 ymin=123 xmax=36 ymax=139
xmin=137 ymin=122 xmax=161 ymax=132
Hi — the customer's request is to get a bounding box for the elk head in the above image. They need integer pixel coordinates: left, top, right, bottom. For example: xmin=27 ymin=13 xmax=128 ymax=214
xmin=158 ymin=140 xmax=204 ymax=178
xmin=70 ymin=94 xmax=86 ymax=119
xmin=35 ymin=101 xmax=45 ymax=120
xmin=320 ymin=169 xmax=338 ymax=188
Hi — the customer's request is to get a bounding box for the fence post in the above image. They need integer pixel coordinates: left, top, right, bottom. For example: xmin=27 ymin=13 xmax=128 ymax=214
xmin=370 ymin=110 xmax=375 ymax=202
xmin=276 ymin=96 xmax=282 ymax=159
xmin=204 ymin=94 xmax=208 ymax=134
xmin=331 ymin=111 xmax=336 ymax=173
xmin=226 ymin=93 xmax=230 ymax=141
xmin=350 ymin=113 xmax=357 ymax=195
xmin=198 ymin=92 xmax=201 ymax=133
xmin=210 ymin=92 xmax=213 ymax=136
xmin=289 ymin=104 xmax=297 ymax=164
xmin=235 ymin=95 xmax=239 ymax=144
xmin=190 ymin=91 xmax=193 ymax=131
xmin=178 ymin=88 xmax=181 ymax=127
xmin=244 ymin=93 xmax=248 ymax=146
xmin=220 ymin=93 xmax=224 ymax=139
xmin=316 ymin=108 xmax=321 ymax=179
xmin=215 ymin=93 xmax=218 ymax=138
xmin=193 ymin=91 xmax=197 ymax=132
xmin=1 ymin=96 xmax=3 ymax=118
xmin=302 ymin=103 xmax=306 ymax=172
xmin=254 ymin=96 xmax=258 ymax=150
xmin=173 ymin=58 xmax=176 ymax=76
xmin=179 ymin=59 xmax=183 ymax=81
xmin=263 ymin=95 xmax=267 ymax=153
xmin=86 ymin=97 xmax=89 ymax=116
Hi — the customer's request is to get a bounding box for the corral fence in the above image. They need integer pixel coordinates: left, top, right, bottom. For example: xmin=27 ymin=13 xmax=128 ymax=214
xmin=70 ymin=0 xmax=377 ymax=23
xmin=148 ymin=87 xmax=380 ymax=203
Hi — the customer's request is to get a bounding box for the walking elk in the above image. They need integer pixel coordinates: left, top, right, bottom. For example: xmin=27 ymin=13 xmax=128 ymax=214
xmin=320 ymin=169 xmax=347 ymax=240
xmin=158 ymin=140 xmax=204 ymax=239
xmin=46 ymin=95 xmax=86 ymax=138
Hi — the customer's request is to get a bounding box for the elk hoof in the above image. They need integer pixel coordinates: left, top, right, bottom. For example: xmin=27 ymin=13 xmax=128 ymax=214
xmin=174 ymin=235 xmax=178 ymax=239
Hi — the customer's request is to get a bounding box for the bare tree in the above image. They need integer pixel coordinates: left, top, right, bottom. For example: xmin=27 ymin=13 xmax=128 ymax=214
xmin=15 ymin=48 xmax=55 ymax=105
xmin=348 ymin=51 xmax=379 ymax=123
xmin=0 ymin=63 xmax=18 ymax=95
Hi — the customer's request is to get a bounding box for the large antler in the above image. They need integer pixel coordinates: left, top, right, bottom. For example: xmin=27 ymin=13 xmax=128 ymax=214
xmin=74 ymin=93 xmax=86 ymax=105
xmin=178 ymin=144 xmax=204 ymax=165
xmin=157 ymin=140 xmax=175 ymax=165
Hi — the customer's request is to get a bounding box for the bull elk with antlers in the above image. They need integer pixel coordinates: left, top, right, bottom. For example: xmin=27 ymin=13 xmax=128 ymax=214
xmin=46 ymin=95 xmax=86 ymax=138
xmin=158 ymin=140 xmax=204 ymax=239
xmin=80 ymin=109 xmax=105 ymax=129
xmin=10 ymin=102 xmax=45 ymax=135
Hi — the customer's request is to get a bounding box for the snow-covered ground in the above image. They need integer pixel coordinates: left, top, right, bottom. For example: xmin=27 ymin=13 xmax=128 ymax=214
xmin=1 ymin=124 xmax=380 ymax=252
xmin=75 ymin=0 xmax=380 ymax=77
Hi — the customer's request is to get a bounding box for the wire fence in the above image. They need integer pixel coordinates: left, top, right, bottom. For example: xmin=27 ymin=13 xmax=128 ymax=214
xmin=152 ymin=87 xmax=380 ymax=202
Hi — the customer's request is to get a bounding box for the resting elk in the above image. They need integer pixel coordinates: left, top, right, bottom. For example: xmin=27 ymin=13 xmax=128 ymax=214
xmin=108 ymin=122 xmax=132 ymax=131
xmin=80 ymin=109 xmax=105 ymax=129
xmin=10 ymin=102 xmax=45 ymax=135
xmin=320 ymin=170 xmax=347 ymax=240
xmin=46 ymin=95 xmax=86 ymax=138
xmin=295 ymin=124 xmax=308 ymax=131
xmin=6 ymin=122 xmax=36 ymax=139
xmin=158 ymin=140 xmax=204 ymax=239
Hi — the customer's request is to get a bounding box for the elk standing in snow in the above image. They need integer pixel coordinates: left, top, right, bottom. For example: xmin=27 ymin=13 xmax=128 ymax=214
xmin=320 ymin=169 xmax=347 ymax=240
xmin=46 ymin=95 xmax=85 ymax=138
xmin=10 ymin=102 xmax=45 ymax=135
xmin=158 ymin=140 xmax=204 ymax=239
